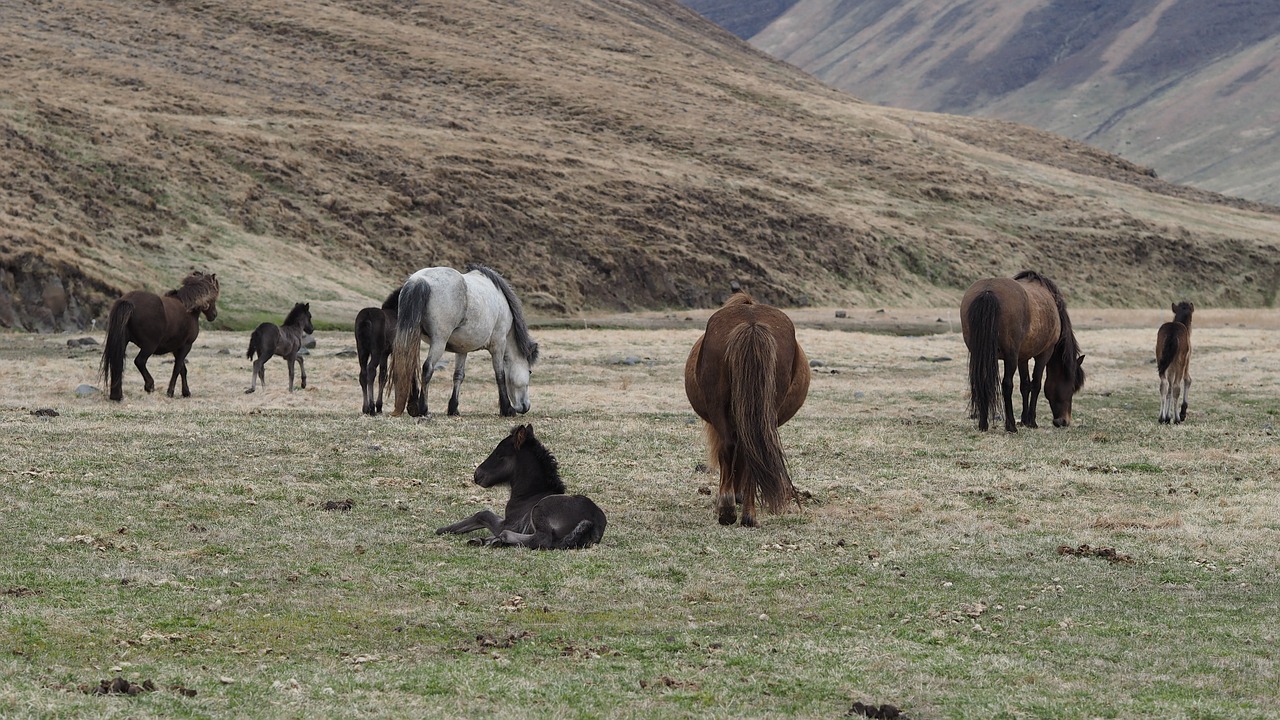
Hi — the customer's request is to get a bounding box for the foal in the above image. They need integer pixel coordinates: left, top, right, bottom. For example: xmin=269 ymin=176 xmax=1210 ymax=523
xmin=436 ymin=424 xmax=606 ymax=549
xmin=246 ymin=302 xmax=313 ymax=393
xmin=355 ymin=290 xmax=400 ymax=414
xmin=1156 ymin=301 xmax=1194 ymax=424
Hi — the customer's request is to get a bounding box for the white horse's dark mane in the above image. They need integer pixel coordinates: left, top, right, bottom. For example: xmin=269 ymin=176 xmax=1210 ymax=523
xmin=467 ymin=263 xmax=539 ymax=364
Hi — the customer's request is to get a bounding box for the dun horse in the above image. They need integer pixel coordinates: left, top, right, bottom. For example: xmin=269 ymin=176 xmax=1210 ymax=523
xmin=354 ymin=289 xmax=401 ymax=415
xmin=245 ymin=302 xmax=313 ymax=393
xmin=390 ymin=264 xmax=538 ymax=417
xmin=1156 ymin=301 xmax=1194 ymax=424
xmin=960 ymin=271 xmax=1085 ymax=432
xmin=436 ymin=424 xmax=607 ymax=549
xmin=684 ymin=292 xmax=810 ymax=527
xmin=100 ymin=271 xmax=220 ymax=401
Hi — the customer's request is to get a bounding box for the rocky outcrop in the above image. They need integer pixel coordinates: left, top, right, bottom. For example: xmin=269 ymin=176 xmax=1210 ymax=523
xmin=0 ymin=255 xmax=113 ymax=332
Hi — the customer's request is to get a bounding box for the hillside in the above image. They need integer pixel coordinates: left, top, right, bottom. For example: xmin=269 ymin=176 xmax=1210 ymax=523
xmin=2 ymin=0 xmax=1279 ymax=332
xmin=734 ymin=0 xmax=1280 ymax=205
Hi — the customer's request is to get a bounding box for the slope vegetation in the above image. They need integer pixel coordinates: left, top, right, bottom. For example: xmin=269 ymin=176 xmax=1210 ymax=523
xmin=1 ymin=0 xmax=1278 ymax=331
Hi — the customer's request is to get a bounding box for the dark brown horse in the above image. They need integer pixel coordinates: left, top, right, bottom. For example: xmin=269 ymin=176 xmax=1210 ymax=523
xmin=1156 ymin=301 xmax=1194 ymax=424
xmin=100 ymin=271 xmax=220 ymax=401
xmin=684 ymin=292 xmax=810 ymax=527
xmin=960 ymin=271 xmax=1085 ymax=432
xmin=245 ymin=302 xmax=313 ymax=393
xmin=354 ymin=289 xmax=401 ymax=415
xmin=436 ymin=424 xmax=606 ymax=549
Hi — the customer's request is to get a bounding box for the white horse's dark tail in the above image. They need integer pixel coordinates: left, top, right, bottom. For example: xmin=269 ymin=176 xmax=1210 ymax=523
xmin=390 ymin=280 xmax=430 ymax=416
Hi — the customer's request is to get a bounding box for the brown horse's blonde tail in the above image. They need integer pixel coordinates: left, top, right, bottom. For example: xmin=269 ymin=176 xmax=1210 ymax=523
xmin=726 ymin=322 xmax=791 ymax=513
xmin=389 ymin=281 xmax=428 ymax=416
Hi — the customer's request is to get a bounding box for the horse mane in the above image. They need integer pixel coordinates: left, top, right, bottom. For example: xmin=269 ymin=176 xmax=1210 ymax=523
xmin=381 ymin=288 xmax=401 ymax=312
xmin=467 ymin=263 xmax=539 ymax=365
xmin=1016 ymin=270 xmax=1085 ymax=391
xmin=514 ymin=426 xmax=565 ymax=494
xmin=166 ymin=271 xmax=220 ymax=312
xmin=283 ymin=302 xmax=310 ymax=326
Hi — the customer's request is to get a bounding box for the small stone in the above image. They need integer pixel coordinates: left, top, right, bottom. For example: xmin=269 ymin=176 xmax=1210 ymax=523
xmin=74 ymin=384 xmax=98 ymax=397
xmin=834 ymin=310 xmax=847 ymax=319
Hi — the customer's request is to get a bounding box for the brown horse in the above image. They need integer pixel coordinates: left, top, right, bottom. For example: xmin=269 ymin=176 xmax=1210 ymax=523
xmin=1156 ymin=301 xmax=1194 ymax=424
xmin=100 ymin=271 xmax=220 ymax=401
xmin=960 ymin=271 xmax=1085 ymax=432
xmin=684 ymin=292 xmax=810 ymax=527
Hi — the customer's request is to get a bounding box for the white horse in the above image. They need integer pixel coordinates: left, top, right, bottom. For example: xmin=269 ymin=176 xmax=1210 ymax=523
xmin=389 ymin=264 xmax=539 ymax=417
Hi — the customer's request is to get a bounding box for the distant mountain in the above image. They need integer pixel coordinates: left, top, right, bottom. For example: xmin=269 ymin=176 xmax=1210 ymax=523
xmin=690 ymin=0 xmax=1280 ymax=204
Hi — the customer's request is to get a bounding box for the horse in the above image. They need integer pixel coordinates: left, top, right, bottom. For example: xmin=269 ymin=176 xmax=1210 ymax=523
xmin=1156 ymin=301 xmax=1194 ymax=424
xmin=684 ymin=291 xmax=810 ymax=527
xmin=99 ymin=271 xmax=220 ymax=401
xmin=960 ymin=270 xmax=1085 ymax=432
xmin=389 ymin=264 xmax=539 ymax=418
xmin=354 ymin=289 xmax=402 ymax=415
xmin=436 ymin=424 xmax=607 ymax=549
xmin=245 ymin=302 xmax=313 ymax=393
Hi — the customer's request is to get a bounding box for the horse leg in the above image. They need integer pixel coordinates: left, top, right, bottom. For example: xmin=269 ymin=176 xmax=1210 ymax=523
xmin=375 ymin=354 xmax=388 ymax=414
xmin=491 ymin=529 xmax=536 ymax=547
xmin=358 ymin=354 xmax=372 ymax=413
xmin=1001 ymin=356 xmax=1018 ymax=433
xmin=1023 ymin=359 xmax=1046 ymax=429
xmin=168 ymin=346 xmax=192 ymax=397
xmin=298 ymin=353 xmax=307 ymax=389
xmin=134 ymin=351 xmax=156 ymax=393
xmin=716 ymin=441 xmax=739 ymax=526
xmin=490 ymin=352 xmax=514 ymax=416
xmin=436 ymin=510 xmax=505 ymax=536
xmin=1017 ymin=360 xmax=1033 ymax=427
xmin=286 ymin=356 xmax=297 ymax=392
xmin=1179 ymin=375 xmax=1190 ymax=423
xmin=1159 ymin=374 xmax=1172 ymax=424
xmin=448 ymin=352 xmax=468 ymax=416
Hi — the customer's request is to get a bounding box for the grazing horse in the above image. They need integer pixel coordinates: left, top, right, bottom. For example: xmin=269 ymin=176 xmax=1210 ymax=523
xmin=100 ymin=271 xmax=220 ymax=401
xmin=1156 ymin=301 xmax=1194 ymax=424
xmin=245 ymin=302 xmax=313 ymax=393
xmin=960 ymin=271 xmax=1085 ymax=432
xmin=354 ymin=289 xmax=401 ymax=415
xmin=390 ymin=264 xmax=539 ymax=417
xmin=436 ymin=424 xmax=607 ymax=549
xmin=684 ymin=292 xmax=810 ymax=527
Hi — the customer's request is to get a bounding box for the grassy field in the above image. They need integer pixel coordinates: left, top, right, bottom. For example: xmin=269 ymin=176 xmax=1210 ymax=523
xmin=1 ymin=310 xmax=1277 ymax=719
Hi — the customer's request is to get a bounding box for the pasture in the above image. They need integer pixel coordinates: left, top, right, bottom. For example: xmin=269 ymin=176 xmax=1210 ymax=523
xmin=1 ymin=309 xmax=1277 ymax=719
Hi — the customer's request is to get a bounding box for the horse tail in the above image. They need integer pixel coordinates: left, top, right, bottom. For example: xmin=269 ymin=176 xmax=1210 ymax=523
xmin=966 ymin=290 xmax=1000 ymax=421
xmin=100 ymin=299 xmax=134 ymax=401
xmin=390 ymin=279 xmax=429 ymax=415
xmin=557 ymin=520 xmax=599 ymax=549
xmin=246 ymin=325 xmax=262 ymax=361
xmin=726 ymin=322 xmax=791 ymax=513
xmin=1157 ymin=325 xmax=1180 ymax=377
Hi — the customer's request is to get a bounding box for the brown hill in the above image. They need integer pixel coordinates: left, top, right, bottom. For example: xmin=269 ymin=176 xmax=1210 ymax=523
xmin=1 ymin=0 xmax=1278 ymax=332
xmin=743 ymin=0 xmax=1280 ymax=204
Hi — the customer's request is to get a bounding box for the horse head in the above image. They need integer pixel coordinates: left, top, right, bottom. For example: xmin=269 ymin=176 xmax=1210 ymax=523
xmin=188 ymin=272 xmax=219 ymax=321
xmin=473 ymin=424 xmax=533 ymax=487
xmin=503 ymin=341 xmax=538 ymax=415
xmin=1045 ymin=354 xmax=1086 ymax=427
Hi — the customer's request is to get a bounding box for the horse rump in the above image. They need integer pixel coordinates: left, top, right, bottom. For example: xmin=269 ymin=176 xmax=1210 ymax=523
xmin=100 ymin=298 xmax=136 ymax=401
xmin=529 ymin=495 xmax=607 ymax=549
xmin=963 ymin=289 xmax=1001 ymax=427
xmin=724 ymin=321 xmax=792 ymax=515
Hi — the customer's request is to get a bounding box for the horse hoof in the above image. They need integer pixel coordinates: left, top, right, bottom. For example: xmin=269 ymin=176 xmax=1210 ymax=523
xmin=245 ymin=388 xmax=254 ymax=394
xmin=740 ymin=516 xmax=758 ymax=528
xmin=717 ymin=508 xmax=736 ymax=525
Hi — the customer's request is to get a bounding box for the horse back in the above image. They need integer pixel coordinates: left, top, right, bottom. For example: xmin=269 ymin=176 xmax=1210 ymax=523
xmin=686 ymin=301 xmax=805 ymax=423
xmin=117 ymin=291 xmax=199 ymax=353
xmin=1156 ymin=321 xmax=1190 ymax=376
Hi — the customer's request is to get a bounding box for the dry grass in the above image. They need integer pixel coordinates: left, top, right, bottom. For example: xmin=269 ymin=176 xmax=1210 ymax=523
xmin=1 ymin=309 xmax=1278 ymax=718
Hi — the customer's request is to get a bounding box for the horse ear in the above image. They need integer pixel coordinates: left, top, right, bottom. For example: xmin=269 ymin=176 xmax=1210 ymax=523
xmin=1171 ymin=302 xmax=1177 ymax=313
xmin=1077 ymin=354 xmax=1086 ymax=366
xmin=512 ymin=424 xmax=529 ymax=448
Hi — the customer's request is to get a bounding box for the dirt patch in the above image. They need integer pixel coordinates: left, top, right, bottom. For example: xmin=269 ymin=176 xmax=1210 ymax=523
xmin=1057 ymin=544 xmax=1134 ymax=565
